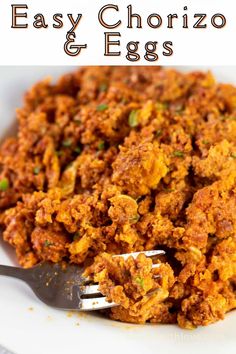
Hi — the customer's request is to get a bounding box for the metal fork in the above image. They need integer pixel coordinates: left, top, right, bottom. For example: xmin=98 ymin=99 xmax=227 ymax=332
xmin=0 ymin=250 xmax=164 ymax=311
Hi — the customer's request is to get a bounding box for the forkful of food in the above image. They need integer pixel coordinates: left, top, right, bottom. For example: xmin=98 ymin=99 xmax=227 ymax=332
xmin=0 ymin=250 xmax=164 ymax=311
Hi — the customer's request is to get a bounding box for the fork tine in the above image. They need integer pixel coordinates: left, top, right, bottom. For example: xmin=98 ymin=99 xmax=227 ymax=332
xmin=82 ymin=250 xmax=164 ymax=287
xmin=80 ymin=252 xmax=163 ymax=309
xmin=82 ymin=263 xmax=161 ymax=296
xmin=152 ymin=263 xmax=161 ymax=269
xmin=113 ymin=249 xmax=165 ymax=261
xmin=80 ymin=284 xmax=100 ymax=295
xmin=80 ymin=297 xmax=117 ymax=311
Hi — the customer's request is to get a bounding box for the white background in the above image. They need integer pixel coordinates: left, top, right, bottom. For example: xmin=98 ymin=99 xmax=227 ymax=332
xmin=0 ymin=0 xmax=235 ymax=65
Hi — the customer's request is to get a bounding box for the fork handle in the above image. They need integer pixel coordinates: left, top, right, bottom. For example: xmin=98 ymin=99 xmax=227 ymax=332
xmin=0 ymin=265 xmax=27 ymax=281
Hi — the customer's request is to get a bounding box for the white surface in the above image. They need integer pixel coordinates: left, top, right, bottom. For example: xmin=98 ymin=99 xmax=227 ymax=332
xmin=0 ymin=0 xmax=235 ymax=65
xmin=0 ymin=67 xmax=235 ymax=354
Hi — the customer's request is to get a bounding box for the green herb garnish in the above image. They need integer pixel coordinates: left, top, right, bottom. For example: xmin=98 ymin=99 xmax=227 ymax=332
xmin=33 ymin=166 xmax=41 ymax=175
xmin=0 ymin=178 xmax=9 ymax=192
xmin=62 ymin=139 xmax=72 ymax=148
xmin=128 ymin=110 xmax=139 ymax=127
xmin=73 ymin=231 xmax=81 ymax=241
xmin=135 ymin=277 xmax=144 ymax=288
xmin=97 ymin=104 xmax=108 ymax=112
xmin=156 ymin=129 xmax=163 ymax=137
xmin=98 ymin=140 xmax=105 ymax=150
xmin=163 ymin=188 xmax=174 ymax=193
xmin=74 ymin=146 xmax=81 ymax=155
xmin=44 ymin=240 xmax=54 ymax=247
xmin=173 ymin=150 xmax=184 ymax=158
xmin=129 ymin=215 xmax=140 ymax=224
xmin=99 ymin=83 xmax=108 ymax=92
xmin=202 ymin=140 xmax=209 ymax=145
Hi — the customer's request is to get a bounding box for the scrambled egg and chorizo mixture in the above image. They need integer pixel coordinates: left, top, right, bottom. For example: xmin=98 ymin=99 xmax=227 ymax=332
xmin=0 ymin=67 xmax=236 ymax=328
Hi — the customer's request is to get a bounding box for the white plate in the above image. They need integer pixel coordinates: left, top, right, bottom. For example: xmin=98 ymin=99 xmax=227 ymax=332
xmin=0 ymin=67 xmax=235 ymax=354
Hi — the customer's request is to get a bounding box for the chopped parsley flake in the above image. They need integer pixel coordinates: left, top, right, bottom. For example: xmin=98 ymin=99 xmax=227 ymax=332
xmin=129 ymin=215 xmax=140 ymax=224
xmin=98 ymin=140 xmax=105 ymax=150
xmin=135 ymin=277 xmax=144 ymax=288
xmin=44 ymin=240 xmax=54 ymax=247
xmin=0 ymin=178 xmax=9 ymax=191
xmin=74 ymin=146 xmax=82 ymax=155
xmin=73 ymin=231 xmax=81 ymax=241
xmin=202 ymin=140 xmax=210 ymax=145
xmin=156 ymin=129 xmax=163 ymax=137
xmin=99 ymin=83 xmax=108 ymax=92
xmin=173 ymin=150 xmax=184 ymax=158
xmin=62 ymin=139 xmax=72 ymax=148
xmin=33 ymin=166 xmax=41 ymax=175
xmin=97 ymin=104 xmax=108 ymax=112
xmin=128 ymin=110 xmax=139 ymax=127
xmin=163 ymin=188 xmax=174 ymax=193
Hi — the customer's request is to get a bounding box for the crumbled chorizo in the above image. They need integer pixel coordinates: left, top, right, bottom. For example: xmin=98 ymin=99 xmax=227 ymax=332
xmin=0 ymin=67 xmax=235 ymax=328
